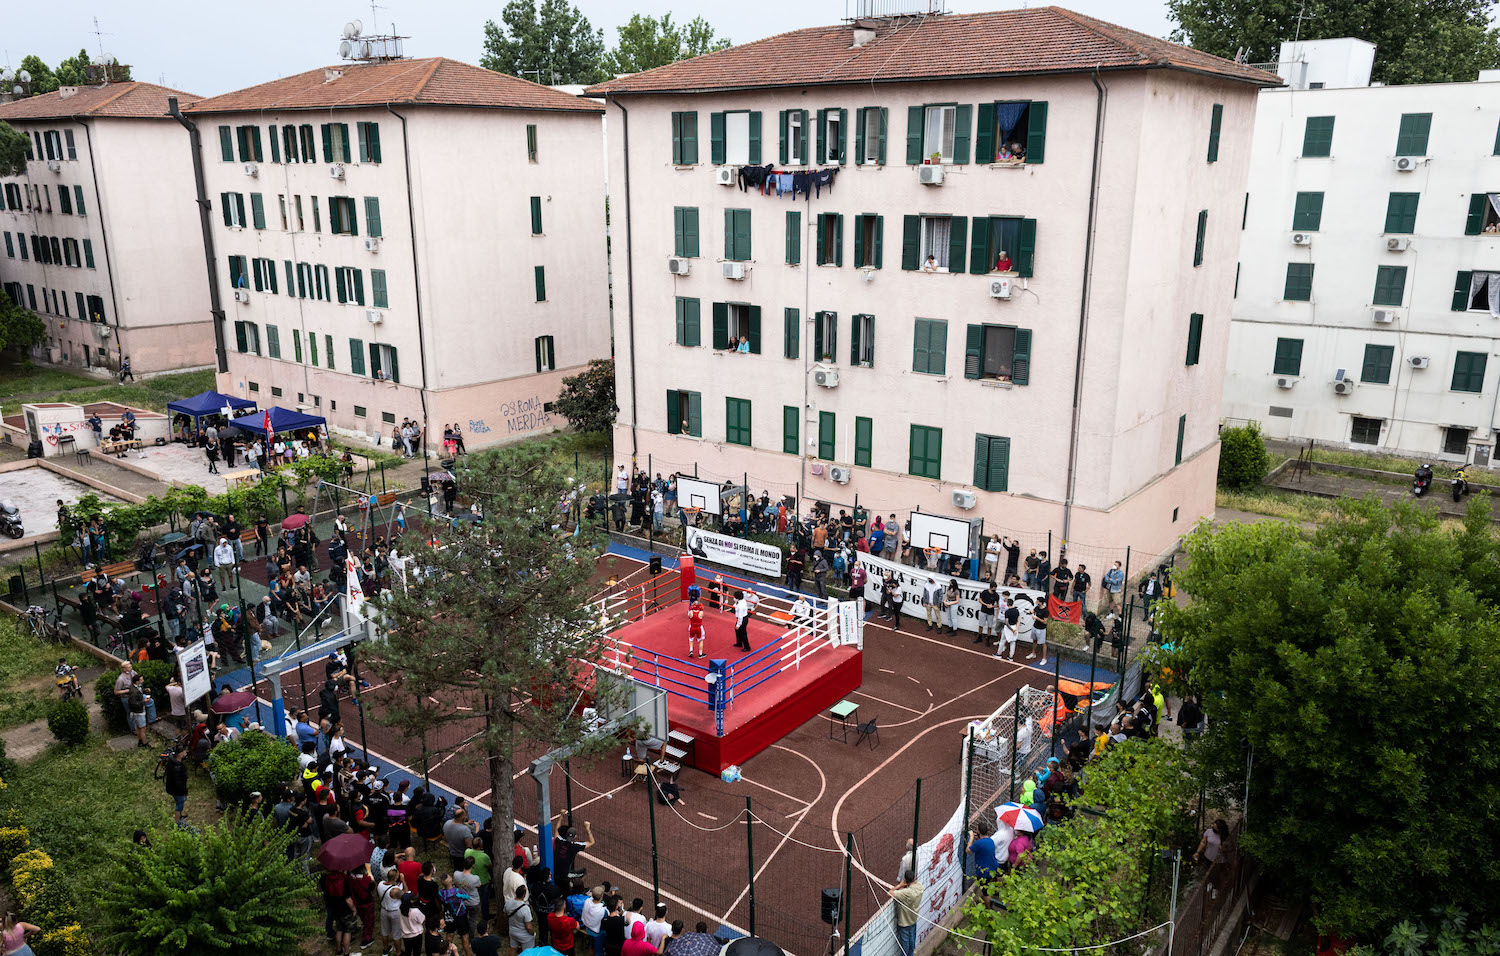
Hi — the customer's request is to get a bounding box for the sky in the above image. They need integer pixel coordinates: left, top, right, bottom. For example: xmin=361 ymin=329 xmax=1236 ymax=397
xmin=2 ymin=0 xmax=1177 ymax=97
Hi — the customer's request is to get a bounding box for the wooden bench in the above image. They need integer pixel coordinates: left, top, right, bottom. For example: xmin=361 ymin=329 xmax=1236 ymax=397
xmin=223 ymin=467 xmax=261 ymax=489
xmin=56 ymin=587 xmax=125 ymax=629
xmin=102 ymin=560 xmax=141 ymax=583
xmin=100 ymin=439 xmax=141 ymax=458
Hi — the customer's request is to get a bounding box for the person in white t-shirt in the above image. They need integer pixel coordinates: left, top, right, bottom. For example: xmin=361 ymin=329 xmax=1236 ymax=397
xmin=644 ymin=903 xmax=672 ymax=950
xmin=985 ymin=536 xmax=1003 ymax=582
xmin=733 ymin=592 xmax=752 ymax=652
xmin=376 ymin=869 xmax=404 ymax=954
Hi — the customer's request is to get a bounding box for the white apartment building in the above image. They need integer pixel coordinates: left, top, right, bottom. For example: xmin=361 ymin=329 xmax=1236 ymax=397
xmin=182 ymin=57 xmax=609 ymax=448
xmin=1224 ymin=39 xmax=1500 ymax=465
xmin=588 ymin=8 xmax=1277 ymax=557
xmin=0 ymin=82 xmax=214 ymax=374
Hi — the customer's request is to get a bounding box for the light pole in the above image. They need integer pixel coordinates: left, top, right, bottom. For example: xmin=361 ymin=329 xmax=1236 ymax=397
xmin=1163 ymin=848 xmax=1182 ymax=956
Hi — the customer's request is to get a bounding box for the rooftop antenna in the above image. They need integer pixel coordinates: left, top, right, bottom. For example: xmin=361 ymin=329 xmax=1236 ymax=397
xmin=1292 ymin=0 xmax=1314 ymax=42
xmin=369 ymin=0 xmax=386 ymax=34
xmin=91 ymin=17 xmax=113 ymax=64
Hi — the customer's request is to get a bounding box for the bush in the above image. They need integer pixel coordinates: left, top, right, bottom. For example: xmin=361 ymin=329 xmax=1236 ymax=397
xmin=0 ymin=824 xmax=29 ymax=860
xmin=45 ymin=699 xmax=89 ymax=746
xmin=94 ymin=671 xmax=126 ymax=734
xmin=207 ymin=729 xmax=299 ymax=805
xmin=135 ymin=659 xmax=173 ymax=713
xmin=1217 ymin=422 xmax=1272 ymax=489
xmin=36 ymin=923 xmax=90 ymax=956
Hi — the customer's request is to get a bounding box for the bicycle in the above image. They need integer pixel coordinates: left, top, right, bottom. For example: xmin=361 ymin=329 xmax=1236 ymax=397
xmin=25 ymin=605 xmax=70 ymax=645
xmin=103 ymin=630 xmax=133 ymax=660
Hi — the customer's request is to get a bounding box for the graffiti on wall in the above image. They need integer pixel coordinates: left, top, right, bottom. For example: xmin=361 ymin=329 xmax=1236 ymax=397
xmin=40 ymin=421 xmax=94 ymax=446
xmin=497 ymin=395 xmax=553 ymax=436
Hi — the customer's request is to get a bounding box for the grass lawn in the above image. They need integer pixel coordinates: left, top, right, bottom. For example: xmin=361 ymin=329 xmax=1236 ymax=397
xmin=0 ymin=365 xmax=216 ymax=415
xmin=0 ymin=617 xmax=92 ymax=731
xmin=1217 ymin=487 xmax=1338 ymax=524
xmin=1307 ymin=445 xmax=1442 ymax=476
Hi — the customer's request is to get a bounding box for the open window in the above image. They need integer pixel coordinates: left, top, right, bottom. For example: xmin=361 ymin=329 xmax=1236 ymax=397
xmin=818 ymin=108 xmax=846 ymax=165
xmin=1445 ymin=426 xmax=1473 ymax=455
xmin=856 ymin=107 xmax=886 ymax=165
xmin=814 ymin=311 xmax=838 ymax=363
xmin=788 ymin=111 xmax=805 ymax=165
xmin=712 ymin=302 xmax=761 ymax=353
xmin=988 ymin=102 xmax=1033 ymax=163
xmin=851 ymin=314 xmax=875 ymax=368
xmin=921 ymin=216 xmax=952 ymax=271
xmin=923 ymin=105 xmax=956 ymax=163
xmin=964 ymin=323 xmax=1032 ymax=384
xmin=725 ymin=111 xmax=751 ymax=165
xmin=1466 ymin=193 xmax=1500 ymax=235
xmin=1465 ymin=272 xmax=1500 ymax=315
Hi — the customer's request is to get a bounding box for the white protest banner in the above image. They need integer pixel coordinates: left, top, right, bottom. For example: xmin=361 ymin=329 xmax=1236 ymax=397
xmin=835 ymin=600 xmax=863 ymax=648
xmin=685 ymin=527 xmax=783 ymax=577
xmin=915 ymin=803 xmax=967 ymax=946
xmin=177 ymin=639 xmax=213 ymax=705
xmin=855 ymin=551 xmax=1046 ymax=636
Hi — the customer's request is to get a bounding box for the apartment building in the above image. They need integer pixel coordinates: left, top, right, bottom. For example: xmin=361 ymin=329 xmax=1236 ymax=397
xmin=0 ymin=82 xmax=213 ymax=374
xmin=1224 ymin=39 xmax=1500 ymax=466
xmin=182 ymin=57 xmax=608 ymax=447
xmin=587 ymin=7 xmax=1277 ymax=556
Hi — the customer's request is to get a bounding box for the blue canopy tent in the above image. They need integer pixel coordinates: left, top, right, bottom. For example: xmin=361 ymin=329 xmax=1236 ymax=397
xmin=226 ymin=405 xmax=327 ymax=437
xmin=165 ymin=390 xmax=257 ymax=423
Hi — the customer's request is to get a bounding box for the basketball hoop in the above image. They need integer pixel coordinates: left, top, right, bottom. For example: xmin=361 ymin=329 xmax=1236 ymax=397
xmin=682 ymin=506 xmax=702 ymax=525
xmin=924 ymin=547 xmax=944 ymax=566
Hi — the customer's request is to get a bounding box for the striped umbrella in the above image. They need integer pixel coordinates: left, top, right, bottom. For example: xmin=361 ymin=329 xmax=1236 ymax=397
xmin=995 ymin=802 xmax=1044 ymax=833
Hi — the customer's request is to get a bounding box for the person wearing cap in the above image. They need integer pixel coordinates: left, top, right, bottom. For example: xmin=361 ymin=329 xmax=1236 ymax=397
xmin=213 ymin=536 xmax=236 ymax=591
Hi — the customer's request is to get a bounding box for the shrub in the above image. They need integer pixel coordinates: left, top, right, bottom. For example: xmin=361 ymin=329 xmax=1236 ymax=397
xmin=36 ymin=923 xmax=90 ymax=956
xmin=45 ymin=699 xmax=89 ymax=746
xmin=207 ymin=729 xmax=299 ymax=805
xmin=94 ymin=671 xmax=126 ymax=734
xmin=135 ymin=659 xmax=173 ymax=713
xmin=1217 ymin=422 xmax=1272 ymax=489
xmin=0 ymin=824 xmax=29 ymax=860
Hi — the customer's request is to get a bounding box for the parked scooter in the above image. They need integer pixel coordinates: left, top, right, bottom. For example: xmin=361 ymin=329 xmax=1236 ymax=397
xmin=1413 ymin=464 xmax=1434 ymax=497
xmin=0 ymin=500 xmax=22 ymax=538
xmin=1453 ymin=468 xmax=1470 ymax=502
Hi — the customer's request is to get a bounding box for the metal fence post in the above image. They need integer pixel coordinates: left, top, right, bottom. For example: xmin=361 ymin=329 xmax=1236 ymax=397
xmin=961 ymin=733 xmax=975 ymax=891
xmin=1050 ymin=651 xmax=1062 ymax=759
xmin=1008 ymin=686 xmax=1021 ymax=801
xmin=746 ymin=796 xmax=756 ymax=937
xmin=565 ymin=758 xmax=575 ymax=827
xmin=647 ymin=767 xmax=661 ymax=908
xmin=842 ymin=832 xmax=854 ymax=953
xmin=910 ymin=778 xmax=922 ymax=870
xmin=352 ymin=653 xmax=371 ymax=761
xmin=1085 ymin=633 xmax=1099 ymax=732
xmin=33 ymin=541 xmax=45 ymax=588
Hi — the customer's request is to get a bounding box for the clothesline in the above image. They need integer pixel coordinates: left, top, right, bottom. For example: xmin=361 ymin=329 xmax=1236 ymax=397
xmin=733 ymin=163 xmax=840 ymax=200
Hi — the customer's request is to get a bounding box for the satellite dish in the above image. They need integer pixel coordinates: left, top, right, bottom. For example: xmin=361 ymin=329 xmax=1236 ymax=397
xmin=356 ymin=40 xmax=371 ymax=58
xmin=343 ymin=21 xmax=356 ymax=39
xmin=339 ymin=40 xmax=353 ymax=58
xmin=18 ymin=69 xmax=31 ymax=83
xmin=0 ymin=69 xmax=12 ymax=82
xmin=351 ymin=19 xmax=363 ymax=36
xmin=11 ymin=86 xmax=20 ymax=96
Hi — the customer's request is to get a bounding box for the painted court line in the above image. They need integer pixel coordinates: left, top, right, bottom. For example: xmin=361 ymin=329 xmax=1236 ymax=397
xmin=851 ymin=690 xmax=927 ymax=715
xmin=740 ymin=775 xmax=813 ymax=807
xmin=697 ymin=812 xmax=719 ymax=821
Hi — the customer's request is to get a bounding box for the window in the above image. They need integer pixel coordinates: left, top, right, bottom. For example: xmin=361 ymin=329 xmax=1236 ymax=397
xmin=1386 ymin=192 xmax=1420 ymax=233
xmin=782 ymin=110 xmax=806 ymax=165
xmin=1273 ymin=337 xmax=1304 ymax=376
xmin=64 ymin=129 xmax=75 ymax=160
xmin=530 ymin=196 xmax=543 ymax=236
xmin=266 ymin=325 xmax=282 ymax=358
xmin=323 ymin=123 xmax=352 ymax=163
xmin=328 ymin=196 xmax=358 ymax=236
xmin=278 ymin=195 xmax=289 ymax=230
xmin=1395 ymin=113 xmax=1432 ymax=157
xmin=370 ymin=343 xmax=400 ymax=382
xmin=236 ymin=125 xmax=264 ymax=163
xmin=1291 ymin=192 xmax=1323 ymax=231
xmin=726 ymin=397 xmax=752 ymax=446
xmin=814 ymin=311 xmax=838 ymax=363
xmin=1466 ymin=193 xmax=1500 ymax=235
xmin=855 ymin=107 xmax=886 ymax=165
xmin=711 ymin=110 xmax=761 ymax=165
xmin=1185 ymin=313 xmax=1204 ymax=366
xmin=1373 ymin=266 xmax=1407 ymax=307
xmin=852 ymin=214 xmax=883 ymax=270
xmin=526 ymin=124 xmax=538 ymax=163
xmin=371 ymin=269 xmax=388 ymax=308
xmin=336 ymin=266 xmax=365 ymax=305
xmin=724 ymin=208 xmax=751 ymax=261
xmin=815 ymin=213 xmax=842 ymax=266
xmin=1175 ymin=415 xmax=1187 ymax=466
xmin=326 ymin=334 xmax=335 ymax=370
xmin=1453 ymin=350 xmax=1487 ymax=392
xmin=221 ymin=192 xmax=247 ymax=228
xmin=252 ymin=257 xmax=278 ymax=293
xmin=314 ymin=265 xmax=331 ymax=301
xmin=535 ymin=335 xmax=556 ymax=372
xmin=671 ymin=111 xmax=698 ymax=165
xmin=82 ymin=239 xmax=93 ymax=268
xmin=357 ymin=121 xmax=382 ymax=163
xmin=1303 ymin=116 xmax=1334 ymax=157
xmin=964 ymin=323 xmax=1031 ymax=383
xmin=1207 ymin=103 xmax=1223 ymax=162
xmin=292 ymin=329 xmax=303 ymax=363
xmin=364 ymin=197 xmax=382 ymax=238
xmin=851 ymin=313 xmax=875 ymax=367
xmin=786 ymin=210 xmax=801 ymax=265
xmin=85 ymin=294 xmax=105 ymax=323
xmin=675 ymin=297 xmax=701 ymax=347
xmin=909 ymin=425 xmax=943 ymax=479
xmin=968 ymin=216 xmax=1036 ymax=277
xmin=534 ymin=265 xmax=547 ymax=302
xmin=817 ymin=108 xmax=845 ymax=164
xmin=673 ymin=207 xmax=700 ymax=258
xmin=818 ymin=411 xmax=836 ymax=461
xmin=913 ymin=318 xmax=947 ymax=375
xmin=783 ymin=406 xmax=800 ymax=455
xmin=1193 ymin=210 xmax=1207 ymax=266
xmin=2 ymin=233 xmax=10 ymax=258
xmin=973 ymin=434 xmax=1010 ymax=492
xmin=219 ymin=126 xmax=233 ymax=161
xmin=922 ymin=105 xmax=957 ymax=163
xmin=309 ymin=334 xmax=320 ymax=367
xmin=1444 ymin=426 xmax=1472 ymax=455
xmin=282 ymin=126 xmax=299 ymax=163
xmin=1361 ymin=344 xmax=1395 ymax=384
xmin=250 ymin=193 xmax=266 ymax=229
xmin=917 ymin=215 xmax=953 ymax=271
xmin=666 ymin=389 xmax=702 ymax=437
xmin=233 ymin=321 xmax=261 ymax=354
xmin=784 ymin=308 xmax=799 ymax=359
xmin=57 ymin=187 xmax=72 ymax=215
xmin=975 ymin=100 xmax=1045 ymax=164
xmin=1348 ymin=417 xmax=1382 ymax=446
xmin=299 ymin=125 xmax=316 ymax=162
xmin=854 ymin=417 xmax=872 ymax=468
xmin=353 ymin=405 xmax=366 ymax=418
xmin=712 ymin=302 xmax=760 ymax=351
xmin=228 ymin=255 xmax=248 ymax=290
xmin=1284 ymin=263 xmax=1315 ymax=301
xmin=292 ymin=195 xmax=305 ymax=231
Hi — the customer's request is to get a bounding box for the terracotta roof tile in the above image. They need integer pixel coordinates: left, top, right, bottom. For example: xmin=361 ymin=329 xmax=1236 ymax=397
xmin=185 ymin=57 xmax=602 ymax=115
xmin=584 ymin=6 xmax=1279 ymax=96
xmin=0 ymin=82 xmax=199 ymax=122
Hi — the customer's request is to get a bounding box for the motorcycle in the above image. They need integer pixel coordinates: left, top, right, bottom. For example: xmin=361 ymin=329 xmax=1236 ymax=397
xmin=1453 ymin=471 xmax=1470 ymax=502
xmin=0 ymin=500 xmax=21 ymax=538
xmin=1413 ymin=467 xmax=1433 ymax=497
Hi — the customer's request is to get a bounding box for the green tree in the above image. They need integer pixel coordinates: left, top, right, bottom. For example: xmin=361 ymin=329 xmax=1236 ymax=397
xmin=54 ymin=48 xmax=92 ymax=87
xmin=17 ymin=55 xmax=58 ymax=95
xmin=480 ymin=0 xmax=608 ymax=85
xmin=373 ymin=438 xmax=631 ymax=894
xmin=1216 ymin=421 xmax=1271 ymax=489
xmin=1167 ymin=0 xmax=1500 ymax=85
xmin=1167 ymin=497 xmax=1500 ymax=934
xmin=554 ymin=358 xmax=616 ymax=434
xmin=0 ymin=290 xmax=45 ymax=364
xmin=207 ymin=729 xmax=300 ymax=806
xmin=0 ymin=122 xmax=29 ymax=177
xmin=97 ymin=810 xmax=315 ymax=955
xmin=607 ymin=13 xmax=731 ymax=74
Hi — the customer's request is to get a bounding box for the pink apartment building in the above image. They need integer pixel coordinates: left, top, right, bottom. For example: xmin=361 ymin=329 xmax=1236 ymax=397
xmin=587 ymin=7 xmax=1278 ymax=558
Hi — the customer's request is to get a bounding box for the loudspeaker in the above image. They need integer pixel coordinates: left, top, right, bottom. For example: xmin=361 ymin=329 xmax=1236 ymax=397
xmin=820 ymin=888 xmax=842 ymax=925
xmin=649 ymin=554 xmax=662 ymax=575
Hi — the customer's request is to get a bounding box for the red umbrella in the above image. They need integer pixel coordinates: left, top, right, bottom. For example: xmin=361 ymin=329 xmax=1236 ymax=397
xmin=318 ymin=833 xmax=372 ymax=871
xmin=281 ymin=513 xmax=311 ymax=531
xmin=210 ymin=690 xmax=256 ymax=714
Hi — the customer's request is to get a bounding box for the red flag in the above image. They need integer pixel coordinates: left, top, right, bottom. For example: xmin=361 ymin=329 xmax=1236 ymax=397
xmin=1048 ymin=595 xmax=1082 ymax=624
xmin=263 ymin=410 xmax=273 ymax=442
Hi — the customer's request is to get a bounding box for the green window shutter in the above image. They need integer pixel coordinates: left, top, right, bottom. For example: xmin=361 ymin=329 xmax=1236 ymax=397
xmin=1291 ymin=192 xmax=1323 ymax=231
xmin=1361 ymin=344 xmax=1395 ymax=384
xmin=818 ymin=411 xmax=836 ymax=461
xmin=673 ymin=207 xmax=684 ymax=255
xmin=915 ymin=318 xmax=947 ymax=375
xmin=526 ymin=123 xmax=538 ymax=162
xmin=853 ymin=215 xmax=865 ymax=269
xmin=947 ymin=216 xmax=967 ymax=274
xmin=236 ymin=194 xmax=246 ymax=226
xmin=735 ymin=209 xmax=751 ymax=261
xmin=816 ymin=109 xmax=827 ymax=165
xmin=836 ymin=109 xmax=848 ymax=163
xmin=1194 ymin=210 xmax=1207 ymax=266
xmin=784 ymin=308 xmax=799 ymax=359
xmin=372 ymin=269 xmax=388 ymax=308
xmin=1386 ymin=192 xmax=1420 ymax=234
xmin=1284 ymin=263 xmax=1314 ymax=301
xmin=684 ymin=207 xmax=699 ymax=257
xmin=712 ymin=302 xmax=729 ymax=349
xmin=1494 ymin=119 xmax=1500 ymax=156
xmin=909 ymin=425 xmax=942 ymax=479
xmin=833 ymin=213 xmax=843 ymax=266
xmin=530 ymin=196 xmax=543 ymax=235
xmin=1016 ymin=219 xmax=1037 ymax=278
xmin=710 ymin=112 xmax=726 ymax=165
xmin=854 ymin=417 xmax=872 ymax=468
xmin=747 ymin=306 xmax=762 ymax=354
xmin=1273 ymin=337 xmax=1304 ymax=376
xmin=321 ymin=124 xmax=333 ymax=163
xmin=369 ymin=122 xmax=381 ymax=163
xmin=336 ymin=267 xmax=347 ymax=303
xmin=235 ymin=321 xmax=248 ymax=353
xmin=357 ymin=122 xmax=367 ymax=162
xmin=779 ymin=110 xmax=789 ymax=165
xmin=786 ymin=210 xmax=801 ymax=265
xmin=799 ymin=110 xmax=808 ymax=164
xmin=347 ymin=198 xmax=358 ymax=236
xmin=974 ymin=434 xmax=1010 ymax=492
xmin=73 ymin=185 xmax=84 ymax=215
xmin=349 ymin=338 xmax=364 ymax=373
xmin=952 ymin=104 xmax=972 ymax=164
xmin=292 ymin=329 xmax=303 ymax=363
xmin=964 ymin=324 xmax=983 ymax=379
xmin=57 ymin=188 xmax=71 ymax=214
xmin=251 ymin=127 xmax=264 ymax=162
xmin=1207 ymin=103 xmax=1223 ymax=162
xmin=1025 ymin=102 xmax=1047 ymax=163
xmin=328 ymin=199 xmax=342 ymax=235
xmin=783 ymin=406 xmax=799 ymax=455
xmin=975 ymin=101 xmax=995 ymax=164
xmin=325 ymin=335 xmax=335 ymax=369
xmin=674 ymin=298 xmax=688 ymax=345
xmin=228 ymin=255 xmax=244 ymax=289
xmin=219 ymin=126 xmax=233 ymax=161
xmin=1012 ymin=328 xmax=1032 ymax=385
xmin=1373 ymin=265 xmax=1407 ymax=307
xmin=365 ymin=197 xmax=382 ymax=238
xmin=1175 ymin=415 xmax=1186 ymax=465
xmin=367 ymin=343 xmax=380 ymax=379
xmin=534 ymin=265 xmax=546 ymax=301
xmin=816 ymin=214 xmax=827 ymax=266
xmin=1454 ymin=351 xmax=1488 ymax=392
xmin=849 ymin=313 xmax=861 ymax=365
xmin=724 ymin=209 xmax=734 ymax=260
xmin=902 ymin=215 xmax=920 ymax=270
xmin=250 ymin=193 xmax=266 ymax=229
xmin=309 ymin=334 xmax=319 ymax=366
xmin=1466 ymin=193 xmax=1486 ymax=235
xmin=267 ymin=325 xmax=281 ymax=359
xmin=877 ymin=108 xmax=888 ymax=164
xmin=854 ymin=108 xmax=866 ymax=165
xmin=220 ymin=191 xmax=231 ymax=227
xmin=873 ymin=215 xmax=884 ymax=269
xmin=683 ymin=112 xmax=698 ymax=164
xmin=1186 ymin=313 xmax=1204 ymax=366
xmin=748 ymin=111 xmax=762 ymax=164
xmin=725 ymin=397 xmax=751 ymax=446
xmin=667 ymin=390 xmax=682 ymax=435
xmin=687 ymin=392 xmax=702 ymax=437
xmin=671 ymin=113 xmax=682 ymax=164
xmin=970 ymin=217 xmax=992 ymax=275
xmin=905 ymin=105 xmax=924 ymax=164
xmin=813 ymin=312 xmax=823 ymax=360
xmin=1396 ymin=113 xmax=1432 ymax=156
xmin=1454 ymin=270 xmax=1474 ymax=310
xmin=283 ymin=260 xmax=294 ymax=295
xmin=1302 ymin=116 xmax=1334 ymax=157
xmin=675 ymin=297 xmax=701 ymax=347
xmin=352 ymin=270 xmax=364 ymax=306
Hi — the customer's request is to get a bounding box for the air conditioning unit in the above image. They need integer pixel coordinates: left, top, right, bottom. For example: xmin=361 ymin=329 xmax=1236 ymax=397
xmin=1276 ymin=376 xmax=1295 ymax=389
xmin=918 ymin=165 xmax=945 ymax=185
xmin=813 ymin=364 xmax=840 ymax=388
xmin=722 ymin=261 xmax=746 ymax=280
xmin=716 ymin=167 xmax=735 ymax=186
xmin=828 ymin=465 xmax=851 ymax=484
xmin=243 ymin=162 xmax=258 ymax=177
xmin=1394 ymin=156 xmax=1417 ymax=172
xmin=363 ymin=237 xmax=380 ymax=253
xmin=1292 ymin=232 xmax=1312 ymax=246
xmin=1410 ymin=355 xmax=1430 ymax=369
xmin=329 ymin=164 xmax=346 ymax=180
xmin=989 ymin=277 xmax=1012 ymax=299
xmin=97 ymin=326 xmax=112 ymax=338
xmin=233 ymin=289 xmax=250 ymax=304
xmin=46 ymin=160 xmax=61 ymax=173
xmin=667 ymin=257 xmax=691 ymax=275
xmin=1333 ymin=380 xmax=1355 ymax=395
xmin=952 ymin=489 xmax=977 ymax=510
xmin=365 ymin=310 xmax=383 ymax=324
xmin=1373 ymin=309 xmax=1397 ymax=324
xmin=1387 ymin=237 xmax=1410 ymax=252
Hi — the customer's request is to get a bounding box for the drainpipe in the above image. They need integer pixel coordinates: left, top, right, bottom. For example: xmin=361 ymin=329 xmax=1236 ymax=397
xmin=1060 ymin=67 xmax=1107 ymax=554
xmin=168 ymin=96 xmax=229 ymax=373
xmin=386 ymin=106 xmax=434 ymax=461
xmin=608 ymin=93 xmax=640 ymax=462
xmin=71 ymin=117 xmax=125 ymax=366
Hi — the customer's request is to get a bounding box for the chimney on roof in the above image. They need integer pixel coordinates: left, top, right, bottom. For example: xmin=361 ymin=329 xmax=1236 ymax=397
xmin=324 ymin=68 xmax=344 ymax=84
xmin=58 ymin=86 xmax=79 ymax=100
xmin=851 ymin=19 xmax=879 ymax=48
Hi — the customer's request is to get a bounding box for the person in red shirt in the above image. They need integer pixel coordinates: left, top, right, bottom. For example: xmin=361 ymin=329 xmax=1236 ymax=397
xmin=396 ymin=846 xmax=423 ymax=892
xmin=548 ymin=897 xmax=579 ymax=953
xmin=995 ymin=251 xmax=1013 ymax=272
xmin=687 ymin=600 xmax=706 ymax=659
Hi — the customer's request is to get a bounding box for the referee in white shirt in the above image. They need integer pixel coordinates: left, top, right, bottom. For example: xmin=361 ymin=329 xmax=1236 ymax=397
xmin=733 ymin=591 xmax=752 ymax=651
